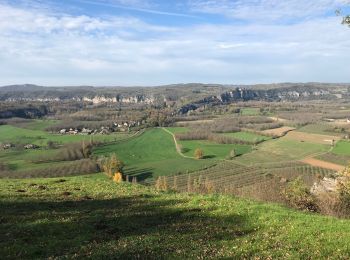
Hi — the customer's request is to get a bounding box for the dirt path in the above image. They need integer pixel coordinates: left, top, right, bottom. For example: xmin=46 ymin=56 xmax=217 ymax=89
xmin=301 ymin=158 xmax=345 ymax=172
xmin=161 ymin=128 xmax=195 ymax=159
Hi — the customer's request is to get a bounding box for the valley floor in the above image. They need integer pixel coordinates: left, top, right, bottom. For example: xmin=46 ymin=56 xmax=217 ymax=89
xmin=1 ymin=174 xmax=350 ymax=259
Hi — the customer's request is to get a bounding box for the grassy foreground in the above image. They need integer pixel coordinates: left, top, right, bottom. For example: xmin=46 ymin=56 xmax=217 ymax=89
xmin=1 ymin=174 xmax=350 ymax=259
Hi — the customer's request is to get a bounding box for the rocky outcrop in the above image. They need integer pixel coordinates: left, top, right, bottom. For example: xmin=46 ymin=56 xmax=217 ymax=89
xmin=311 ymin=177 xmax=340 ymax=196
xmin=178 ymin=86 xmax=333 ymax=114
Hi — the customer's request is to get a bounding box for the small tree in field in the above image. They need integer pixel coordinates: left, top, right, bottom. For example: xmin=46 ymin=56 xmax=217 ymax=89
xmin=194 ymin=148 xmax=204 ymax=159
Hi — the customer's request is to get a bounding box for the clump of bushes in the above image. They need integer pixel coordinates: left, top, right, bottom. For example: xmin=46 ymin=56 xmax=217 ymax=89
xmin=282 ymin=177 xmax=318 ymax=212
xmin=97 ymin=153 xmax=125 ymax=178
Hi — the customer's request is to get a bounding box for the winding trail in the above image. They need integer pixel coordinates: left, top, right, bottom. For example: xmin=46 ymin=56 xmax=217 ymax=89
xmin=161 ymin=128 xmax=195 ymax=159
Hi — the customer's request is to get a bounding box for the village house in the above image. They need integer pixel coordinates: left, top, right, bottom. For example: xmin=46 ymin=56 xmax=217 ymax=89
xmin=24 ymin=144 xmax=39 ymax=150
xmin=81 ymin=128 xmax=93 ymax=135
xmin=68 ymin=128 xmax=79 ymax=135
xmin=1 ymin=143 xmax=14 ymax=150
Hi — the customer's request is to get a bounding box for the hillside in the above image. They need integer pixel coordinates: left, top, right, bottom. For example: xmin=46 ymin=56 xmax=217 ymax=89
xmin=1 ymin=174 xmax=350 ymax=259
xmin=1 ymin=83 xmax=349 ymax=107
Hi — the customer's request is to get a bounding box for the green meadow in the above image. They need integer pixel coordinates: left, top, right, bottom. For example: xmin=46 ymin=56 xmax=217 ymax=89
xmin=332 ymin=140 xmax=350 ymax=155
xmin=178 ymin=139 xmax=251 ymax=159
xmin=0 ymin=124 xmax=130 ymax=145
xmin=0 ymin=122 xmax=133 ymax=175
xmin=223 ymin=131 xmax=271 ymax=142
xmin=93 ymin=128 xmax=215 ymax=179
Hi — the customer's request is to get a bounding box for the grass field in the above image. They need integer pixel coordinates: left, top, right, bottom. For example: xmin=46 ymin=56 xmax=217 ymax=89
xmin=165 ymin=127 xmax=253 ymax=159
xmin=179 ymin=139 xmax=251 ymax=159
xmin=93 ymin=129 xmax=215 ymax=179
xmin=4 ymin=119 xmax=61 ymax=131
xmin=165 ymin=127 xmax=190 ymax=133
xmin=0 ymin=125 xmax=131 ymax=145
xmin=332 ymin=140 xmax=350 ymax=156
xmin=241 ymin=107 xmax=260 ymax=116
xmin=1 ymin=174 xmax=350 ymax=259
xmin=0 ymin=123 xmax=133 ymax=177
xmin=223 ymin=131 xmax=271 ymax=142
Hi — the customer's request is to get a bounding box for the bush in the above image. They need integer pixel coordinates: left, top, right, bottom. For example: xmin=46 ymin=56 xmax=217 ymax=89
xmin=113 ymin=172 xmax=123 ymax=183
xmin=226 ymin=149 xmax=236 ymax=160
xmin=282 ymin=177 xmax=318 ymax=212
xmin=337 ymin=166 xmax=350 ymax=210
xmin=98 ymin=153 xmax=125 ymax=177
xmin=194 ymin=148 xmax=204 ymax=159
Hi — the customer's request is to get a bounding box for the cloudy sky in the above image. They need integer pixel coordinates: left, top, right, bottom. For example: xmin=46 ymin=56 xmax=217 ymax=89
xmin=0 ymin=0 xmax=349 ymax=86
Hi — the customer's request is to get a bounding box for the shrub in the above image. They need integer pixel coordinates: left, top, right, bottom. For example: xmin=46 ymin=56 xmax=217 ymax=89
xmin=113 ymin=172 xmax=123 ymax=183
xmin=98 ymin=153 xmax=125 ymax=177
xmin=226 ymin=149 xmax=236 ymax=160
xmin=155 ymin=176 xmax=168 ymax=191
xmin=194 ymin=148 xmax=204 ymax=159
xmin=337 ymin=166 xmax=350 ymax=210
xmin=282 ymin=177 xmax=318 ymax=212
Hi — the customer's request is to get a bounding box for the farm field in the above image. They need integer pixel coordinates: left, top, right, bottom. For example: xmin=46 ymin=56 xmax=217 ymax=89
xmin=285 ymin=131 xmax=341 ymax=145
xmin=240 ymin=107 xmax=260 ymax=115
xmin=1 ymin=173 xmax=350 ymax=259
xmin=234 ymin=137 xmax=329 ymax=166
xmin=301 ymin=157 xmax=345 ymax=171
xmin=150 ymin=160 xmax=334 ymax=193
xmin=317 ymin=152 xmax=350 ymax=166
xmin=262 ymin=126 xmax=295 ymax=137
xmin=0 ymin=122 xmax=134 ymax=178
xmin=298 ymin=123 xmax=341 ymax=136
xmin=93 ymin=128 xmax=216 ymax=179
xmin=223 ymin=131 xmax=271 ymax=142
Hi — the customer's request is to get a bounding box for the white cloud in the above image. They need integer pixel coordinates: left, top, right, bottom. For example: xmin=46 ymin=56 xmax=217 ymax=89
xmin=0 ymin=2 xmax=349 ymax=85
xmin=189 ymin=0 xmax=348 ymax=22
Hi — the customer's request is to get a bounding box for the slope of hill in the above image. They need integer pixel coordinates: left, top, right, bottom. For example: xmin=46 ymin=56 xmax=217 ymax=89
xmin=0 ymin=83 xmax=348 ymax=107
xmin=1 ymin=173 xmax=350 ymax=259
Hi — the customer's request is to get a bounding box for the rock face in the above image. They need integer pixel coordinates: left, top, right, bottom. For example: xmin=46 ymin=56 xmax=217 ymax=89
xmin=0 ymin=83 xmax=343 ymax=108
xmin=311 ymin=177 xmax=340 ymax=196
xmin=178 ymin=86 xmax=333 ymax=114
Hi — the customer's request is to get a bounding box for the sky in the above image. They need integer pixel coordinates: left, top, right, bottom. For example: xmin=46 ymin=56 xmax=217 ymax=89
xmin=0 ymin=0 xmax=349 ymax=86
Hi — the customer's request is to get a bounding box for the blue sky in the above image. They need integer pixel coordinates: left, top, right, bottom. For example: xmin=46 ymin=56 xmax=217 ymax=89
xmin=0 ymin=0 xmax=349 ymax=86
